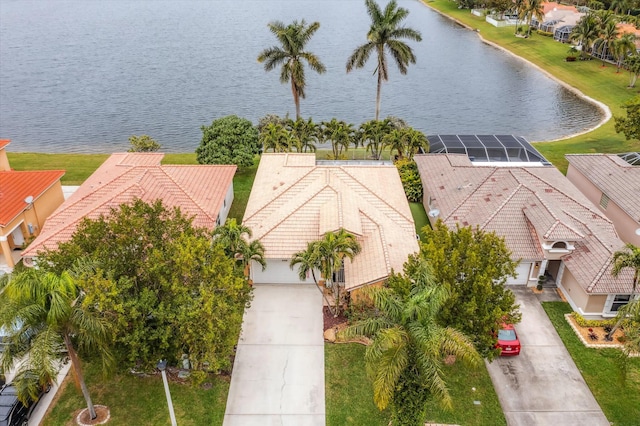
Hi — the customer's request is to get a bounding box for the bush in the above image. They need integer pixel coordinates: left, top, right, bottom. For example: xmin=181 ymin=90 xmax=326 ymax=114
xmin=196 ymin=115 xmax=259 ymax=168
xmin=395 ymin=158 xmax=423 ymax=202
xmin=571 ymin=312 xmax=616 ymax=328
xmin=536 ymin=30 xmax=553 ymax=37
xmin=128 ymin=135 xmax=161 ymax=152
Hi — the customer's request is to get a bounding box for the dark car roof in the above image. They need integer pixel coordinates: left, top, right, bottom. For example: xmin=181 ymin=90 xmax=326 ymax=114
xmin=0 ymin=385 xmax=19 ymax=424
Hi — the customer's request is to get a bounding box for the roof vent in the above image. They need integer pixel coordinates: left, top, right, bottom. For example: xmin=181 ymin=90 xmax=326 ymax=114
xmin=428 ymin=209 xmax=440 ymax=218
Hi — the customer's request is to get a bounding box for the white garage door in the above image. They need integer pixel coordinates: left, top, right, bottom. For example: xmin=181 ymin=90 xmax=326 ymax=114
xmin=506 ymin=262 xmax=532 ymax=285
xmin=252 ymin=259 xmax=308 ymax=284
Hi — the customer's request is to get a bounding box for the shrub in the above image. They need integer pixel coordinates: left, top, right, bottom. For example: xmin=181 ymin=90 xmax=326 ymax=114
xmin=395 ymin=158 xmax=423 ymax=202
xmin=571 ymin=312 xmax=616 ymax=328
xmin=128 ymin=134 xmax=161 ymax=152
xmin=536 ymin=30 xmax=553 ymax=37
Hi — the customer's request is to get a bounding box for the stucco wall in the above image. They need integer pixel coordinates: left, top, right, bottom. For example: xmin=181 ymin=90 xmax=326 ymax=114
xmin=567 ymin=165 xmax=640 ymax=245
xmin=585 ymin=294 xmax=607 ymax=314
xmin=33 ymin=181 xmax=65 ymax=231
xmin=219 ymin=182 xmax=234 ymax=225
xmin=0 ymin=149 xmax=9 ymax=171
xmin=559 ymin=267 xmax=589 ymax=313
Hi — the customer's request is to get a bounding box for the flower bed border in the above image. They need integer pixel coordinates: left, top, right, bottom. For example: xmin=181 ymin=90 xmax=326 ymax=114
xmin=564 ymin=313 xmax=623 ymax=349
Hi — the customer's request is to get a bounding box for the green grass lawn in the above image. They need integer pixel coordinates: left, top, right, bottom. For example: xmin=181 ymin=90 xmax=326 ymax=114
xmin=541 ymin=302 xmax=640 ymax=425
xmin=42 ymin=363 xmax=229 ymax=426
xmin=325 ymin=343 xmax=505 ymax=426
xmin=409 ymin=202 xmax=430 ymax=241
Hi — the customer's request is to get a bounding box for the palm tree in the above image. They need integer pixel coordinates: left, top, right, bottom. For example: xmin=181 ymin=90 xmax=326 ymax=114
xmin=287 ymin=117 xmax=318 ymax=153
xmin=212 ymin=219 xmax=266 ymax=276
xmin=613 ymin=33 xmax=637 ymax=73
xmin=610 ymin=0 xmax=631 ymax=14
xmin=0 ymin=270 xmax=112 ymax=420
xmin=405 ymin=128 xmax=429 ymax=159
xmin=382 ymin=126 xmax=428 ymax=159
xmin=625 ymin=55 xmax=640 ymax=87
xmin=239 ymin=239 xmax=267 ymax=275
xmin=522 ymin=0 xmax=544 ymax=36
xmin=342 ymin=262 xmax=480 ymax=425
xmin=258 ymin=20 xmax=326 ymax=120
xmin=596 ymin=19 xmax=620 ymax=66
xmin=321 ymin=118 xmax=355 ymax=159
xmin=607 ymin=243 xmax=640 ymax=339
xmin=346 ymin=0 xmax=422 ymax=120
xmin=570 ymin=14 xmax=601 ymax=59
xmin=360 ymin=119 xmax=393 ymax=160
xmin=260 ymin=122 xmax=293 ymax=153
xmin=290 ymin=242 xmax=336 ymax=314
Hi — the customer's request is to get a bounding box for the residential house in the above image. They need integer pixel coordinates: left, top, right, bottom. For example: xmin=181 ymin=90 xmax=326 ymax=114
xmin=22 ymin=152 xmax=236 ymax=265
xmin=415 ymin=153 xmax=635 ymax=317
xmin=0 ymin=139 xmax=65 ymax=272
xmin=242 ymin=153 xmax=419 ymax=296
xmin=566 ymin=153 xmax=640 ymax=246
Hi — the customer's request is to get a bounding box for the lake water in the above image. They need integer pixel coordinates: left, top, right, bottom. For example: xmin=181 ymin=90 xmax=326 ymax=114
xmin=0 ymin=0 xmax=604 ymax=153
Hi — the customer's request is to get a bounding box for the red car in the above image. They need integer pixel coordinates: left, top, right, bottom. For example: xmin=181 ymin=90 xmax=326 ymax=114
xmin=496 ymin=324 xmax=520 ymax=356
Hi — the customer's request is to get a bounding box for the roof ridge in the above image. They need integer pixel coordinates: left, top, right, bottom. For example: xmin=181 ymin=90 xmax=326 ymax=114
xmin=444 ymin=167 xmax=498 ymax=223
xmin=359 ymin=209 xmax=391 ymax=274
xmin=149 ymin=167 xmax=216 ymax=223
xmin=534 ymin=194 xmax=585 ymax=239
xmin=480 ymin=183 xmax=529 ymax=229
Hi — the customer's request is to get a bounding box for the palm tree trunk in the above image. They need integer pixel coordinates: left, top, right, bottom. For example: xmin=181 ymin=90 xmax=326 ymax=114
xmin=375 ymin=65 xmax=382 ymax=121
xmin=64 ymin=334 xmax=97 ymax=419
xmin=291 ymin=79 xmax=301 ymax=120
xmin=311 ymin=270 xmax=337 ymax=316
xmin=607 ymin=276 xmax=638 ymax=339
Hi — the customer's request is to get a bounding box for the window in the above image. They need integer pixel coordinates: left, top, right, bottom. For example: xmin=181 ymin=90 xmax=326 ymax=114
xmin=552 ymin=241 xmax=567 ymax=249
xmin=611 ymin=294 xmax=631 ymax=312
xmin=599 ymin=193 xmax=609 ymax=209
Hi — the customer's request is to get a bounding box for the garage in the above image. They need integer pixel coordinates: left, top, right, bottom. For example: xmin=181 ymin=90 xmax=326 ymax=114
xmin=506 ymin=262 xmax=532 ymax=285
xmin=251 ymin=258 xmax=310 ymax=284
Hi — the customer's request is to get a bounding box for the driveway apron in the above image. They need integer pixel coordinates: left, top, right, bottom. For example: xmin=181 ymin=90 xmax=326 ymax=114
xmin=486 ymin=287 xmax=609 ymax=426
xmin=223 ymin=284 xmax=325 ymax=426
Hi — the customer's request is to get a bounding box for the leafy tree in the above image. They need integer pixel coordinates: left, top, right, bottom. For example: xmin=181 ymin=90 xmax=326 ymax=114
xmin=607 ymin=243 xmax=640 ymax=339
xmin=346 ymin=0 xmax=422 ymax=120
xmin=625 ymin=56 xmax=640 ymax=87
xmin=0 ymin=270 xmax=112 ymax=420
xmin=321 ymin=118 xmax=355 ymax=159
xmin=614 ymin=96 xmax=640 ymax=140
xmin=196 ymin=115 xmax=259 ymax=168
xmin=359 ymin=118 xmax=393 ymax=160
xmin=290 ymin=229 xmax=361 ymax=316
xmin=260 ymin=122 xmax=293 ymax=152
xmin=395 ymin=158 xmax=423 ymax=202
xmin=286 ymin=117 xmax=319 ymax=153
xmin=570 ymin=14 xmax=601 ymax=58
xmin=414 ymin=221 xmax=520 ymax=358
xmin=212 ymin=218 xmax=266 ymax=274
xmin=128 ymin=134 xmax=161 ymax=152
xmin=38 ymin=199 xmax=251 ymax=371
xmin=258 ymin=20 xmax=326 ymax=119
xmin=342 ymin=260 xmax=481 ymax=425
xmin=257 ymin=114 xmax=289 ymax=132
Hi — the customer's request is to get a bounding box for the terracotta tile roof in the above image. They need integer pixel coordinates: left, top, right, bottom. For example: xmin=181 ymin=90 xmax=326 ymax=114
xmin=0 ymin=170 xmax=65 ymax=226
xmin=566 ymin=153 xmax=640 ymax=222
xmin=22 ymin=153 xmax=236 ymax=258
xmin=542 ymin=2 xmax=578 ymax=14
xmin=244 ymin=154 xmax=419 ymax=290
xmin=0 ymin=140 xmax=10 ymax=150
xmin=415 ymin=154 xmax=634 ymax=294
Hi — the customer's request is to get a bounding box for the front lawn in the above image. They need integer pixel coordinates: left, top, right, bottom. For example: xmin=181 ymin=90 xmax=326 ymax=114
xmin=325 ymin=343 xmax=505 ymax=426
xmin=542 ymin=302 xmax=640 ymax=425
xmin=42 ymin=363 xmax=229 ymax=426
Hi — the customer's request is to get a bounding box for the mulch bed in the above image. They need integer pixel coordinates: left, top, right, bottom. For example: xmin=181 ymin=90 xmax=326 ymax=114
xmin=75 ymin=405 xmax=110 ymax=425
xmin=323 ymin=306 xmax=348 ymax=331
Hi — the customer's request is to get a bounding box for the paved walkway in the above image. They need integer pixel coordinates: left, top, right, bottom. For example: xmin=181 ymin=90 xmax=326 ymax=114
xmin=486 ymin=287 xmax=609 ymax=426
xmin=223 ymin=284 xmax=325 ymax=426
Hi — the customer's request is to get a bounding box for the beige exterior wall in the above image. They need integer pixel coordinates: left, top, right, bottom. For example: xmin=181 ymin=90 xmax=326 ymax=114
xmin=559 ymin=267 xmax=590 ymax=313
xmin=32 ymin=181 xmax=65 ymax=231
xmin=567 ymin=165 xmax=640 ymax=246
xmin=585 ymin=294 xmax=607 ymax=314
xmin=0 ymin=149 xmax=9 ymax=171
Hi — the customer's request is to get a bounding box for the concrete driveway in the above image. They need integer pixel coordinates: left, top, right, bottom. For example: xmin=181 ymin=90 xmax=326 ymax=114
xmin=486 ymin=287 xmax=609 ymax=426
xmin=223 ymin=284 xmax=325 ymax=426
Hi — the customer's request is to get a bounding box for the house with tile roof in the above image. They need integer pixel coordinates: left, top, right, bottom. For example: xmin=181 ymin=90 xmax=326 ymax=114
xmin=566 ymin=153 xmax=640 ymax=246
xmin=22 ymin=152 xmax=236 ymax=265
xmin=0 ymin=139 xmax=65 ymax=273
xmin=415 ymin=153 xmax=635 ymax=317
xmin=242 ymin=153 xmax=419 ymax=293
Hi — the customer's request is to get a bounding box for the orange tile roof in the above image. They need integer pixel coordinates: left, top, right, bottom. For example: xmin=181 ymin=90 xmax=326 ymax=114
xmin=243 ymin=154 xmax=419 ymax=290
xmin=0 ymin=140 xmax=10 ymax=150
xmin=0 ymin=170 xmax=65 ymax=226
xmin=415 ymin=154 xmax=634 ymax=294
xmin=542 ymin=2 xmax=578 ymax=14
xmin=566 ymin=153 xmax=640 ymax=222
xmin=22 ymin=153 xmax=236 ymax=258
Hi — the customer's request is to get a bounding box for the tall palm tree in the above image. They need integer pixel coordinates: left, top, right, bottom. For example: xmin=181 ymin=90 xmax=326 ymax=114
xmin=0 ymin=270 xmax=112 ymax=420
xmin=346 ymin=0 xmax=422 ymax=120
xmin=290 ymin=241 xmax=336 ymax=314
xmin=607 ymin=244 xmax=640 ymax=339
xmin=260 ymin=122 xmax=293 ymax=153
xmin=570 ymin=14 xmax=601 ymax=58
xmin=613 ymin=33 xmax=637 ymax=73
xmin=342 ymin=263 xmax=480 ymax=425
xmin=258 ymin=20 xmax=326 ymax=120
xmin=287 ymin=117 xmax=318 ymax=153
xmin=321 ymin=118 xmax=355 ymax=159
xmin=625 ymin=55 xmax=640 ymax=87
xmin=522 ymin=0 xmax=544 ymax=36
xmin=596 ymin=19 xmax=620 ymax=65
xmin=360 ymin=119 xmax=393 ymax=160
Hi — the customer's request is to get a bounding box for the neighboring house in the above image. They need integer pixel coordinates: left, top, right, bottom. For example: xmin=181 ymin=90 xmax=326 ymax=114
xmin=566 ymin=153 xmax=640 ymax=246
xmin=0 ymin=139 xmax=65 ymax=272
xmin=22 ymin=152 xmax=236 ymax=265
xmin=415 ymin=153 xmax=635 ymax=318
xmin=242 ymin=153 xmax=419 ymax=295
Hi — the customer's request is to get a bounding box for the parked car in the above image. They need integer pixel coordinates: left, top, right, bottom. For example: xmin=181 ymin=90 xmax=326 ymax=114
xmin=496 ymin=323 xmax=521 ymax=356
xmin=0 ymin=382 xmax=47 ymax=426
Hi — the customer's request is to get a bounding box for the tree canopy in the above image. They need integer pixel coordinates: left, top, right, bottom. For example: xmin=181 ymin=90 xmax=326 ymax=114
xmin=614 ymin=96 xmax=640 ymax=141
xmin=411 ymin=221 xmax=521 ymax=358
xmin=37 ymin=199 xmax=251 ymax=371
xmin=128 ymin=134 xmax=161 ymax=152
xmin=196 ymin=115 xmax=260 ymax=168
